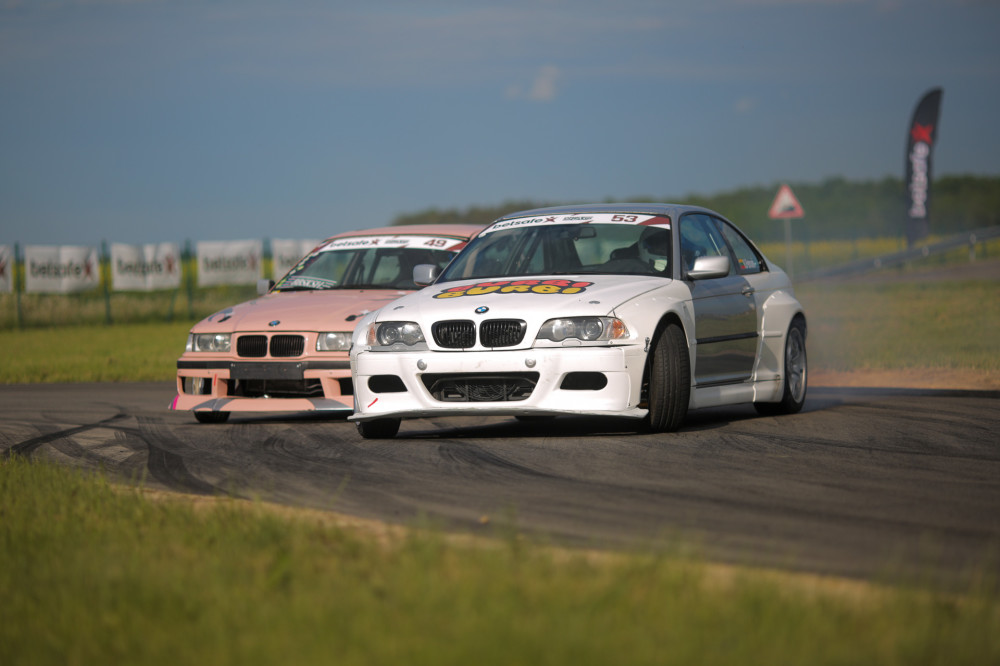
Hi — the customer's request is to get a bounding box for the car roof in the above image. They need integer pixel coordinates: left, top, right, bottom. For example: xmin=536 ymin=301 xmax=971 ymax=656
xmin=325 ymin=224 xmax=485 ymax=243
xmin=495 ymin=203 xmax=722 ymax=222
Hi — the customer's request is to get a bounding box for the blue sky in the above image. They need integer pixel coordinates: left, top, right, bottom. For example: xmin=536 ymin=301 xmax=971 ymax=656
xmin=2 ymin=0 xmax=998 ymax=246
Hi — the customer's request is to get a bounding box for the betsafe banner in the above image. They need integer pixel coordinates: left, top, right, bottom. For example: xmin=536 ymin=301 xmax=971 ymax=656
xmin=0 ymin=245 xmax=11 ymax=293
xmin=905 ymin=88 xmax=942 ymax=247
xmin=111 ymin=242 xmax=182 ymax=291
xmin=24 ymin=245 xmax=100 ymax=294
xmin=196 ymin=239 xmax=263 ymax=287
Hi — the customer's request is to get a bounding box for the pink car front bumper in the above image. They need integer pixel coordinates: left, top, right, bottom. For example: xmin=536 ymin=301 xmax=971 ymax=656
xmin=172 ymin=358 xmax=353 ymax=414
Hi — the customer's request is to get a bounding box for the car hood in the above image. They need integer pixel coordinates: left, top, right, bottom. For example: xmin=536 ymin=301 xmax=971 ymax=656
xmin=192 ymin=289 xmax=412 ymax=333
xmin=376 ymin=274 xmax=669 ymax=323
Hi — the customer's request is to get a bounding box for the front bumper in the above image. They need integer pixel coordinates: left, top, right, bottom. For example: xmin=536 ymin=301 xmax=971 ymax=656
xmin=172 ymin=359 xmax=353 ymax=414
xmin=349 ymin=345 xmax=648 ymax=421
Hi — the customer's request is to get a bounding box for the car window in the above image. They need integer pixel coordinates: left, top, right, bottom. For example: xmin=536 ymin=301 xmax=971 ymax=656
xmin=438 ymin=223 xmax=671 ymax=281
xmin=369 ymin=252 xmax=403 ymax=285
xmin=276 ymin=246 xmax=455 ymax=290
xmin=715 ymin=219 xmax=765 ymax=275
xmin=679 ymin=214 xmax=732 ymax=276
xmin=277 ymin=249 xmax=354 ymax=289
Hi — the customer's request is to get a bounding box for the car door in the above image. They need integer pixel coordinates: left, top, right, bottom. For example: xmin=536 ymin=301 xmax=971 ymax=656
xmin=679 ymin=214 xmax=758 ymax=386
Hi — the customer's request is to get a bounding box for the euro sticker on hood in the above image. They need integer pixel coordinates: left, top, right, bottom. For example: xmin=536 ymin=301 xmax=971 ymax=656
xmin=435 ymin=278 xmax=594 ymax=299
xmin=416 ymin=275 xmax=668 ymax=313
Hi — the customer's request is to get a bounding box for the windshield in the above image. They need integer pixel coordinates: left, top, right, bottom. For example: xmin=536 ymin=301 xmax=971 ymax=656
xmin=275 ymin=245 xmax=457 ymax=291
xmin=437 ymin=223 xmax=672 ymax=282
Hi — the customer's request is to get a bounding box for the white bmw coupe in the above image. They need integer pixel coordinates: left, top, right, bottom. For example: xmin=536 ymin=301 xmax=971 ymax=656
xmin=349 ymin=204 xmax=807 ymax=438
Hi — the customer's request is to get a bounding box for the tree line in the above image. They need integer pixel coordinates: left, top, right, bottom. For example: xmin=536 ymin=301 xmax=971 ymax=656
xmin=391 ymin=175 xmax=1000 ymax=242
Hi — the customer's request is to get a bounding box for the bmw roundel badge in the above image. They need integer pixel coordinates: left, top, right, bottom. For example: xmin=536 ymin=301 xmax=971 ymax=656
xmin=269 ymin=320 xmax=281 ymax=327
xmin=475 ymin=306 xmax=489 ymax=314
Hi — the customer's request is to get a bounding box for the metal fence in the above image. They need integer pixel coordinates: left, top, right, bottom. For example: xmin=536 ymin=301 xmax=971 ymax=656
xmin=797 ymin=226 xmax=1000 ymax=282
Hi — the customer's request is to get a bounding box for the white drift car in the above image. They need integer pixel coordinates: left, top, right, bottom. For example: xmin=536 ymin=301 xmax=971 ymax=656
xmin=349 ymin=204 xmax=807 ymax=438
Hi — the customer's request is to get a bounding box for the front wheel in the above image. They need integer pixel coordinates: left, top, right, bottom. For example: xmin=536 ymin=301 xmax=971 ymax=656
xmin=644 ymin=322 xmax=691 ymax=433
xmin=356 ymin=418 xmax=401 ymax=439
xmin=755 ymin=319 xmax=807 ymax=416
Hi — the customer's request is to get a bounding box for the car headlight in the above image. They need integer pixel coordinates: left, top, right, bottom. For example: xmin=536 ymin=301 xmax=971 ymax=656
xmin=316 ymin=332 xmax=352 ymax=351
xmin=536 ymin=317 xmax=628 ymax=342
xmin=366 ymin=321 xmax=426 ymax=349
xmin=187 ymin=333 xmax=231 ymax=353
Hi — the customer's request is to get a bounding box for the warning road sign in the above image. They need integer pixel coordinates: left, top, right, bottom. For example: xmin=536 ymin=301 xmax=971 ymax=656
xmin=768 ymin=184 xmax=804 ymax=219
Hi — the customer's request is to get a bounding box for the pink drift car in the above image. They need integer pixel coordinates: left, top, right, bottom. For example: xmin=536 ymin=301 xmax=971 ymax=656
xmin=172 ymin=224 xmax=482 ymax=423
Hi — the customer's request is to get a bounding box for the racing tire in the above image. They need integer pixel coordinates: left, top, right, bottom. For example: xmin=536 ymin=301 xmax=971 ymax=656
xmin=755 ymin=319 xmax=807 ymax=416
xmin=645 ymin=322 xmax=690 ymax=433
xmin=356 ymin=418 xmax=401 ymax=439
xmin=194 ymin=411 xmax=230 ymax=424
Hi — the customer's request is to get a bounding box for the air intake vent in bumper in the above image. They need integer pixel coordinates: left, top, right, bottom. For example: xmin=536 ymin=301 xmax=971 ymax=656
xmin=421 ymin=372 xmax=539 ymax=402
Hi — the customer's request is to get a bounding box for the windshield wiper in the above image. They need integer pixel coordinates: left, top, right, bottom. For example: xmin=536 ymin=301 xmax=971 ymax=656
xmin=340 ymin=283 xmax=407 ymax=290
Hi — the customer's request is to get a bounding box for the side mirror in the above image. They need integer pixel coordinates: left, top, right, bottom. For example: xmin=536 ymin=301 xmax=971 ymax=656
xmin=412 ymin=264 xmax=441 ymax=287
xmin=687 ymin=255 xmax=730 ymax=280
xmin=257 ymin=278 xmax=275 ymax=295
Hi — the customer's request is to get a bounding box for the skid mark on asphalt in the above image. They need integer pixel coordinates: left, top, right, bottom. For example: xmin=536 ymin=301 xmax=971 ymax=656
xmin=136 ymin=416 xmax=230 ymax=497
xmin=436 ymin=440 xmax=556 ymax=479
xmin=1 ymin=412 xmax=129 ymax=459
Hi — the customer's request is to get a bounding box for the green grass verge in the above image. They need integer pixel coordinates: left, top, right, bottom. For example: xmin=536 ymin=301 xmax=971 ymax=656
xmin=2 ymin=457 xmax=997 ymax=666
xmin=756 ymin=236 xmax=1000 ymax=276
xmin=796 ymin=279 xmax=1000 ymax=374
xmin=0 ymin=322 xmax=192 ymax=383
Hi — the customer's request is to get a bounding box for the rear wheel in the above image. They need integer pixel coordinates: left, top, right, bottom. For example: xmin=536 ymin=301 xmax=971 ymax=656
xmin=755 ymin=319 xmax=807 ymax=416
xmin=645 ymin=322 xmax=690 ymax=432
xmin=194 ymin=411 xmax=230 ymax=424
xmin=356 ymin=418 xmax=401 ymax=439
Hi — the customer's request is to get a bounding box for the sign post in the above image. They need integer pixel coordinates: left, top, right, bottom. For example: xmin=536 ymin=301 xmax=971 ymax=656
xmin=768 ymin=184 xmax=805 ymax=280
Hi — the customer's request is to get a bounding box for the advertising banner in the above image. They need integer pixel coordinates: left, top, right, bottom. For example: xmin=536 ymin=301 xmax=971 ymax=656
xmin=271 ymin=238 xmax=321 ymax=281
xmin=111 ymin=242 xmax=182 ymax=291
xmin=24 ymin=245 xmax=100 ymax=293
xmin=904 ymin=88 xmax=943 ymax=246
xmin=196 ymin=239 xmax=262 ymax=287
xmin=0 ymin=245 xmax=11 ymax=293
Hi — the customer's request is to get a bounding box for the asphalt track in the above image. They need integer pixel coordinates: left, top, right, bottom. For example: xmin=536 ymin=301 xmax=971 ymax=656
xmin=2 ymin=381 xmax=998 ymax=585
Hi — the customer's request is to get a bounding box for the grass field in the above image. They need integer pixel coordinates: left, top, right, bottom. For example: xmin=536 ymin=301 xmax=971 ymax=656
xmin=796 ymin=279 xmax=1000 ymax=376
xmin=2 ymin=456 xmax=997 ymax=666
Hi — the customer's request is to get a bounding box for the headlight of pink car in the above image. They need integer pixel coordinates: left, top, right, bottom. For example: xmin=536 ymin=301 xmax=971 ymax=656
xmin=316 ymin=332 xmax=352 ymax=351
xmin=186 ymin=333 xmax=231 ymax=353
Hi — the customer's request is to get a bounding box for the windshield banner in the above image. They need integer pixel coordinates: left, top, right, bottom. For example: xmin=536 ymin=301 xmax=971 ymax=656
xmin=483 ymin=213 xmax=669 ymax=235
xmin=320 ymin=235 xmax=468 ymax=252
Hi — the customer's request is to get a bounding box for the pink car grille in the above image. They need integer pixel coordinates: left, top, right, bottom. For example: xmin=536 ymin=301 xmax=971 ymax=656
xmin=236 ymin=334 xmax=305 ymax=358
